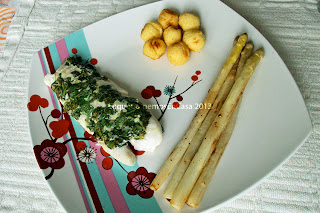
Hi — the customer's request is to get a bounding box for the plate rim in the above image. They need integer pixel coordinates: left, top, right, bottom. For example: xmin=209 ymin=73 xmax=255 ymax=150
xmin=27 ymin=0 xmax=313 ymax=212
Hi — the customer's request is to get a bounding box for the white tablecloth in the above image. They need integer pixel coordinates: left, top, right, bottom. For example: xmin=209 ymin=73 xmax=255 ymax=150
xmin=0 ymin=0 xmax=319 ymax=212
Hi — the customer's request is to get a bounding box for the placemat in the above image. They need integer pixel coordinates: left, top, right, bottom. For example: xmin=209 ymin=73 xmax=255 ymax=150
xmin=0 ymin=0 xmax=319 ymax=212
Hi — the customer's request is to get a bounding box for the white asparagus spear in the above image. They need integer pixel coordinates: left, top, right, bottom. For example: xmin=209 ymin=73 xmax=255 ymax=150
xmin=150 ymin=34 xmax=248 ymax=191
xmin=170 ymin=48 xmax=264 ymax=210
xmin=186 ymin=42 xmax=255 ymax=206
xmin=186 ymin=101 xmax=240 ymax=207
xmin=236 ymin=42 xmax=254 ymax=78
xmin=163 ymin=69 xmax=237 ymax=199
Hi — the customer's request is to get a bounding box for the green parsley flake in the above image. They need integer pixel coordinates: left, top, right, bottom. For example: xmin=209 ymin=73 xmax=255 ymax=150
xmin=51 ymin=56 xmax=151 ymax=149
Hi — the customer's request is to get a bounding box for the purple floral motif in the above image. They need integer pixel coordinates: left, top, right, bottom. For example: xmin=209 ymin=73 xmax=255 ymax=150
xmin=34 ymin=139 xmax=67 ymax=170
xmin=126 ymin=167 xmax=156 ymax=199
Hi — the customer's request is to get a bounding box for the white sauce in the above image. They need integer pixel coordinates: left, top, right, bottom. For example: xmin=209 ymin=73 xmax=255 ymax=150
xmin=130 ymin=115 xmax=162 ymax=152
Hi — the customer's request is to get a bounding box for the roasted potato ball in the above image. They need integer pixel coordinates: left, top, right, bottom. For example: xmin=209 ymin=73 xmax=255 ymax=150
xmin=167 ymin=41 xmax=190 ymax=66
xmin=143 ymin=38 xmax=166 ymax=60
xmin=178 ymin=13 xmax=200 ymax=31
xmin=182 ymin=29 xmax=206 ymax=52
xmin=140 ymin=21 xmax=163 ymax=42
xmin=163 ymin=26 xmax=182 ymax=46
xmin=158 ymin=9 xmax=179 ymax=29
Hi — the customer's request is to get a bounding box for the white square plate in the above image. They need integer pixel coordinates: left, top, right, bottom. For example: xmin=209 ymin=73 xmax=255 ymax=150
xmin=28 ymin=0 xmax=312 ymax=212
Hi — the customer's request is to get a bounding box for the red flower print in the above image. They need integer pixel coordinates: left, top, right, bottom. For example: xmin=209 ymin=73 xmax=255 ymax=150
xmin=126 ymin=167 xmax=156 ymax=199
xmin=102 ymin=158 xmax=113 ymax=170
xmin=141 ymin=85 xmax=162 ymax=99
xmin=131 ymin=149 xmax=145 ymax=156
xmin=141 ymin=88 xmax=153 ymax=99
xmin=100 ymin=146 xmax=110 ymax=157
xmin=128 ymin=143 xmax=145 ymax=156
xmin=173 ymin=102 xmax=180 ymax=108
xmin=76 ymin=141 xmax=87 ymax=151
xmin=153 ymin=89 xmax=161 ymax=98
xmin=72 ymin=48 xmax=78 ymax=54
xmin=100 ymin=147 xmax=113 ymax=170
xmin=49 ymin=119 xmax=69 ymax=138
xmin=50 ymin=109 xmax=61 ymax=118
xmin=176 ymin=95 xmax=183 ymax=101
xmin=84 ymin=131 xmax=96 ymax=142
xmin=146 ymin=85 xmax=155 ymax=92
xmin=27 ymin=95 xmax=49 ymax=111
xmin=146 ymin=85 xmax=161 ymax=97
xmin=90 ymin=58 xmax=98 ymax=65
xmin=191 ymin=75 xmax=198 ymax=81
xmin=33 ymin=139 xmax=67 ymax=169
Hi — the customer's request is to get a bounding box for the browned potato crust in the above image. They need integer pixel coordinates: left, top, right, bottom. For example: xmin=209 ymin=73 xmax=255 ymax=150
xmin=158 ymin=9 xmax=179 ymax=29
xmin=183 ymin=29 xmax=206 ymax=52
xmin=143 ymin=38 xmax=167 ymax=60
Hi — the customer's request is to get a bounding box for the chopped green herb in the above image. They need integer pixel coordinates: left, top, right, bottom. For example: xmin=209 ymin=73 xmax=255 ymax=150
xmin=51 ymin=56 xmax=151 ymax=148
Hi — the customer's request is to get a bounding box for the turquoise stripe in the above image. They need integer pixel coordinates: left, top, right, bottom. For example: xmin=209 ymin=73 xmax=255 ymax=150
xmin=43 ymin=47 xmax=95 ymax=213
xmin=71 ymin=118 xmax=115 ymax=213
xmin=64 ymin=30 xmax=116 ymax=213
xmin=48 ymin=44 xmax=61 ymax=70
xmin=64 ymin=29 xmax=92 ymax=60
